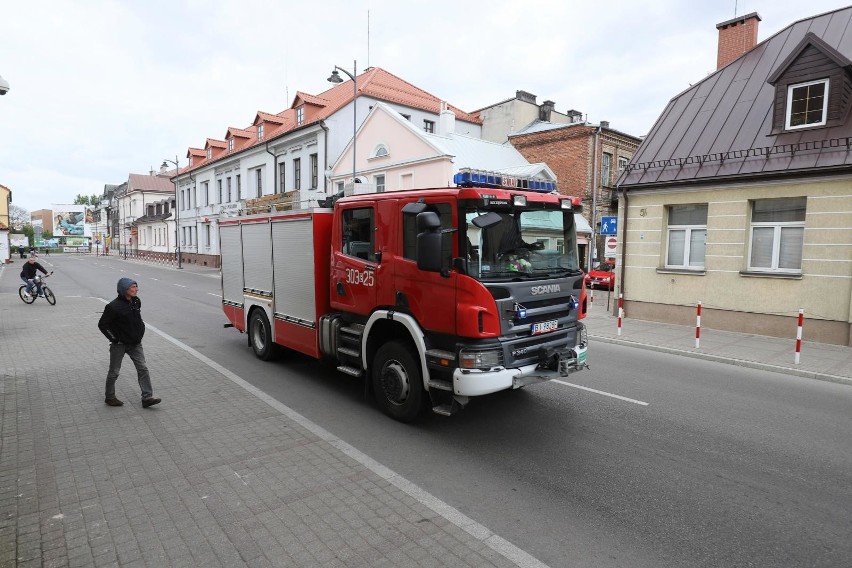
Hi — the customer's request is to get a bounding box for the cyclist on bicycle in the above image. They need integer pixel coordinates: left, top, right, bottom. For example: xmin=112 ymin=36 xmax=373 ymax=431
xmin=20 ymin=255 xmax=49 ymax=299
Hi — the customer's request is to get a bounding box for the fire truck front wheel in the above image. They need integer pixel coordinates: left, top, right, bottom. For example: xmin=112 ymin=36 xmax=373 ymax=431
xmin=372 ymin=341 xmax=425 ymax=423
xmin=249 ymin=310 xmax=278 ymax=361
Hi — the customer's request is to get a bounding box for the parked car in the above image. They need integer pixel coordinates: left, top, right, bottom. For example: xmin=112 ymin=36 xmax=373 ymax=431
xmin=587 ymin=260 xmax=615 ymax=290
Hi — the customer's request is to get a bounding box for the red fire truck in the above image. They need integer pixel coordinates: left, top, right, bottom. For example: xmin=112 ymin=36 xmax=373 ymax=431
xmin=220 ymin=169 xmax=589 ymax=422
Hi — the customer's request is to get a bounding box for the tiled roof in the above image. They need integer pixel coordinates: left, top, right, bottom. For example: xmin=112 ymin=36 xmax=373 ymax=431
xmin=184 ymin=67 xmax=479 ymax=174
xmin=227 ymin=127 xmax=253 ymax=139
xmin=621 ymin=6 xmax=852 ymax=188
xmin=127 ymin=174 xmax=175 ymax=192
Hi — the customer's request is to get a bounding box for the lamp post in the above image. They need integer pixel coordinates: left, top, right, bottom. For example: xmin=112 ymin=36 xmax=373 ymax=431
xmin=327 ymin=60 xmax=357 ymax=188
xmin=161 ymin=156 xmax=183 ymax=269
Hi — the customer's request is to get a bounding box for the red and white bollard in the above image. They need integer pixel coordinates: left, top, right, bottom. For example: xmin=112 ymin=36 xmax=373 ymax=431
xmin=695 ymin=301 xmax=702 ymax=349
xmin=617 ymin=293 xmax=623 ymax=336
xmin=795 ymin=308 xmax=804 ymax=364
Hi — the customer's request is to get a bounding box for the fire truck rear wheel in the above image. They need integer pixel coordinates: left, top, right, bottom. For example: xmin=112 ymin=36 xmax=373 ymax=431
xmin=249 ymin=310 xmax=278 ymax=361
xmin=372 ymin=341 xmax=425 ymax=422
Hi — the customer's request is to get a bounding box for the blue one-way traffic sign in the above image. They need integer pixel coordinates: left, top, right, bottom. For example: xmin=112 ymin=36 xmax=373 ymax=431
xmin=600 ymin=216 xmax=618 ymax=235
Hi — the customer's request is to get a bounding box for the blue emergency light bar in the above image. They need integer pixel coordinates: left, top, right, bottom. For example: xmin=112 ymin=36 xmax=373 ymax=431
xmin=453 ymin=168 xmax=557 ymax=192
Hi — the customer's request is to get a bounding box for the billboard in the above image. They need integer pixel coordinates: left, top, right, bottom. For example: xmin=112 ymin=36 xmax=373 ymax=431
xmin=52 ymin=204 xmax=92 ymax=237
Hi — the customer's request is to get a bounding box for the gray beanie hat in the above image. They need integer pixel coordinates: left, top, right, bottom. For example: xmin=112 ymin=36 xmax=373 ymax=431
xmin=117 ymin=277 xmax=137 ymax=295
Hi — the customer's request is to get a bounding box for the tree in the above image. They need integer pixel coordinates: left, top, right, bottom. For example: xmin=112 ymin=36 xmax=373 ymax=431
xmin=73 ymin=194 xmax=90 ymax=205
xmin=21 ymin=224 xmax=33 ymax=245
xmin=9 ymin=204 xmax=29 ymax=229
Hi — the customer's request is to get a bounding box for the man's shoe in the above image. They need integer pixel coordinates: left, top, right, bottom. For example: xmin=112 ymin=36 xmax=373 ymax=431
xmin=142 ymin=397 xmax=161 ymax=408
xmin=105 ymin=398 xmax=124 ymax=407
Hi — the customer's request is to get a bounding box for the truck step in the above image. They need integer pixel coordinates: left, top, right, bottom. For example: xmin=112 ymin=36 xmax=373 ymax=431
xmin=340 ymin=324 xmax=365 ymax=336
xmin=432 ymin=403 xmax=457 ymax=416
xmin=336 ymin=365 xmax=363 ymax=378
xmin=337 ymin=346 xmax=361 ymax=358
xmin=428 ymin=378 xmax=453 ymax=392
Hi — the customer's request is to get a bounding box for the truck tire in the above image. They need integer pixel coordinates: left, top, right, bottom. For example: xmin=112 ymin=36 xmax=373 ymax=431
xmin=372 ymin=341 xmax=425 ymax=422
xmin=249 ymin=310 xmax=277 ymax=361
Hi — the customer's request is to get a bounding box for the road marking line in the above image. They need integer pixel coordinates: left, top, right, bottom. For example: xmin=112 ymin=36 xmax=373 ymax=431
xmin=150 ymin=278 xmax=159 ymax=281
xmin=173 ymin=284 xmax=187 ymax=288
xmin=122 ymin=313 xmax=549 ymax=568
xmin=207 ymin=292 xmax=219 ymax=297
xmin=552 ymin=380 xmax=649 ymax=406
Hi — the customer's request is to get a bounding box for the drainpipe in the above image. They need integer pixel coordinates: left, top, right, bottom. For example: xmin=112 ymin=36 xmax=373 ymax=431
xmin=588 ymin=125 xmax=602 ymax=270
xmin=320 ymin=121 xmax=329 ymax=195
xmin=266 ymin=141 xmax=277 ymax=195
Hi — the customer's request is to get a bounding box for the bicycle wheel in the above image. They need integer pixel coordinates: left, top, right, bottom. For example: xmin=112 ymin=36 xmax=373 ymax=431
xmin=19 ymin=286 xmax=35 ymax=304
xmin=43 ymin=286 xmax=56 ymax=306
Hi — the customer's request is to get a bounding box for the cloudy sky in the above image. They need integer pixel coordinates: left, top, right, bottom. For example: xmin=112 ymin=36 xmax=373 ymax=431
xmin=0 ymin=0 xmax=847 ymax=212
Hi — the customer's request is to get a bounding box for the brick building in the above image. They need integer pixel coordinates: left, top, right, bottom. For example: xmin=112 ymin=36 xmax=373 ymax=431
xmin=509 ymin=121 xmax=641 ymax=268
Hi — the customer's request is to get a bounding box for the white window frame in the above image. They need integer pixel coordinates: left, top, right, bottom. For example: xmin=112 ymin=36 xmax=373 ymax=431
xmin=748 ymin=198 xmax=806 ymax=273
xmin=257 ymin=124 xmax=264 ymax=140
xmin=665 ymin=204 xmax=707 ymax=269
xmin=785 ymin=79 xmax=829 ymax=130
xmin=296 ymin=106 xmax=304 ymax=125
xmin=373 ymin=144 xmax=389 ymax=158
xmin=228 ymin=138 xmax=234 ymax=152
xmin=375 ymin=174 xmax=385 ymax=193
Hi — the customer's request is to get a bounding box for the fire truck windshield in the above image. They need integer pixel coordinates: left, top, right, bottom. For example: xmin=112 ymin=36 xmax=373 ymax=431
xmin=463 ymin=208 xmax=580 ymax=281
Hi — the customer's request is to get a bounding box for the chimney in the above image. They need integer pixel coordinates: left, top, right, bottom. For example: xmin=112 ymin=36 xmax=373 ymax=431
xmin=600 ymin=120 xmax=610 ymax=129
xmin=566 ymin=109 xmax=583 ymax=123
xmin=437 ymin=101 xmax=456 ymax=136
xmin=516 ymin=90 xmax=537 ymax=104
xmin=539 ymin=100 xmax=556 ymax=122
xmin=716 ymin=12 xmax=761 ymax=69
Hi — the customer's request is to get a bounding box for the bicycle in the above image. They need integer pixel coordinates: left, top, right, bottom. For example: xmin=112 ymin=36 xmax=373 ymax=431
xmin=19 ymin=272 xmax=56 ymax=306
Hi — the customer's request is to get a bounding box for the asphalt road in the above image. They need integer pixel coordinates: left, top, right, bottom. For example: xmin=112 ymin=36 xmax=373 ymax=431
xmin=44 ymin=254 xmax=852 ymax=567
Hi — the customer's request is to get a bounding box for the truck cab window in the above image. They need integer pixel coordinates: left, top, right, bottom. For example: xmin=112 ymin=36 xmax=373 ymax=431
xmin=342 ymin=207 xmax=375 ymax=261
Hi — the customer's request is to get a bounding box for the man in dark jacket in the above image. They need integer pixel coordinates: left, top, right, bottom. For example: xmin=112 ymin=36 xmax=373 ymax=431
xmin=97 ymin=277 xmax=161 ymax=408
xmin=20 ymin=255 xmax=50 ymax=298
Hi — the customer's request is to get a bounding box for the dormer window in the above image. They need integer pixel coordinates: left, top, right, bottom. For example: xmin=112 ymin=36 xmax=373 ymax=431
xmin=257 ymin=124 xmax=264 ymax=141
xmin=206 ymin=148 xmax=212 ymax=160
xmin=228 ymin=138 xmax=235 ymax=152
xmin=786 ymin=79 xmax=828 ymax=129
xmin=296 ymin=106 xmax=304 ymax=125
xmin=189 ymin=156 xmax=193 ymax=166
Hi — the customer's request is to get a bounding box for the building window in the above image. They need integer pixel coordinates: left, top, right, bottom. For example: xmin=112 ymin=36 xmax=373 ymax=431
xmin=336 ymin=182 xmax=344 ymax=194
xmin=217 ymin=179 xmax=223 ymax=203
xmin=401 ymin=113 xmax=411 ymax=121
xmin=666 ymin=204 xmax=707 ymax=269
xmin=227 ymin=177 xmax=232 ymax=202
xmin=206 ymin=148 xmax=212 ymax=160
xmin=293 ymin=158 xmax=301 ymax=190
xmin=601 ymin=152 xmax=612 ymax=186
xmin=310 ymin=153 xmax=318 ymax=189
xmin=257 ymin=123 xmax=264 ymax=140
xmin=423 ymin=120 xmax=435 ymax=133
xmin=255 ymin=168 xmax=263 ymax=198
xmin=296 ymin=106 xmax=304 ymax=125
xmin=203 ymin=181 xmax=209 ymax=205
xmin=279 ymin=162 xmax=286 ymax=192
xmin=618 ymin=156 xmax=629 ymax=173
xmin=205 ymin=224 xmax=211 ymax=248
xmin=374 ymin=144 xmax=389 ymax=158
xmin=236 ymin=174 xmax=241 ymax=200
xmin=375 ymin=174 xmax=385 ymax=193
xmin=749 ymin=197 xmax=806 ymax=272
xmin=228 ymin=138 xmax=234 ymax=152
xmin=786 ymin=79 xmax=828 ymax=129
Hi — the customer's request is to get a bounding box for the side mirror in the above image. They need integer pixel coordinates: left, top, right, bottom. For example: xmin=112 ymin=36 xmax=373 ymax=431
xmin=415 ymin=211 xmax=442 ymax=273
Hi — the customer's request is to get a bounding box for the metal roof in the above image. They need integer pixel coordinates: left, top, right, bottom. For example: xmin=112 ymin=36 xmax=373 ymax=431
xmin=621 ymin=6 xmax=852 ymax=189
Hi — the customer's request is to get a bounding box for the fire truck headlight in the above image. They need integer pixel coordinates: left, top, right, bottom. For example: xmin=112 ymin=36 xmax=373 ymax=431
xmin=459 ymin=347 xmax=503 ymax=370
xmin=560 ymin=199 xmax=574 ymax=211
xmin=512 ymin=195 xmax=527 ymax=207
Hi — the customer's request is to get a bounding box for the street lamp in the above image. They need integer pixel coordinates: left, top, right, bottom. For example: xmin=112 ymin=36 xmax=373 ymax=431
xmin=327 ymin=60 xmax=357 ymax=188
xmin=161 ymin=156 xmax=183 ymax=269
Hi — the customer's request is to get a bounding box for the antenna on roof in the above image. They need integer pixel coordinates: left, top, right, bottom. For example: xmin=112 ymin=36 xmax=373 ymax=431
xmin=367 ymin=8 xmax=371 ymax=68
xmin=734 ymin=0 xmax=737 ymax=17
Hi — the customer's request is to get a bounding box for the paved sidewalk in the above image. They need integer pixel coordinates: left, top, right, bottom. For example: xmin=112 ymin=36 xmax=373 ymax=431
xmin=0 ymin=273 xmax=539 ymax=567
xmin=582 ymin=291 xmax=852 ymax=385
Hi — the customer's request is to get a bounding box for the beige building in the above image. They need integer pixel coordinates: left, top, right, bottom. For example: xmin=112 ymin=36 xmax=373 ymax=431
xmin=618 ymin=10 xmax=852 ymax=346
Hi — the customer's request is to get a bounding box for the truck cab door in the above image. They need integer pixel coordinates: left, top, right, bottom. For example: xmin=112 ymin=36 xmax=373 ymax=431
xmin=331 ymin=205 xmax=378 ymax=315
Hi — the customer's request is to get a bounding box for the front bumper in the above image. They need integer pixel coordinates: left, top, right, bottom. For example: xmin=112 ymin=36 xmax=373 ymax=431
xmin=450 ymin=344 xmax=588 ymax=396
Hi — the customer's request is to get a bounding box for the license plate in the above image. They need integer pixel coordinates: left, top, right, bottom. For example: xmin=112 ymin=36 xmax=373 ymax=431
xmin=531 ymin=320 xmax=558 ymax=335
xmin=577 ymin=346 xmax=587 ymax=364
